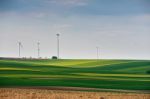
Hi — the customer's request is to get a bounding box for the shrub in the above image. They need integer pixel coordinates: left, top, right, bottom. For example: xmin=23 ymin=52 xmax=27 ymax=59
xmin=52 ymin=56 xmax=58 ymax=59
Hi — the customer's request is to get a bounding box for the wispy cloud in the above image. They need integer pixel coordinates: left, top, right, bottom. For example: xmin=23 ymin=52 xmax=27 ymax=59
xmin=52 ymin=24 xmax=72 ymax=33
xmin=133 ymin=14 xmax=150 ymax=23
xmin=45 ymin=0 xmax=88 ymax=6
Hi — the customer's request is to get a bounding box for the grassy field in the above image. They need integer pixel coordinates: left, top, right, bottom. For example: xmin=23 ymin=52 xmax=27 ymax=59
xmin=0 ymin=59 xmax=150 ymax=91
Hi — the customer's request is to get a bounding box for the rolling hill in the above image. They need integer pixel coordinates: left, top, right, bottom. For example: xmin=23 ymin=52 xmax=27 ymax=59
xmin=0 ymin=59 xmax=150 ymax=91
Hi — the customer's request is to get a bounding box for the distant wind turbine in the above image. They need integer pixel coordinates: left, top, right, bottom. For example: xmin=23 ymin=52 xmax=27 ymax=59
xmin=37 ymin=42 xmax=40 ymax=58
xmin=56 ymin=33 xmax=60 ymax=59
xmin=96 ymin=47 xmax=99 ymax=60
xmin=18 ymin=42 xmax=23 ymax=58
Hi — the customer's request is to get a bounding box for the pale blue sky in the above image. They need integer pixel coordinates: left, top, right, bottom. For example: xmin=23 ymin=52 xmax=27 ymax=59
xmin=0 ymin=0 xmax=150 ymax=59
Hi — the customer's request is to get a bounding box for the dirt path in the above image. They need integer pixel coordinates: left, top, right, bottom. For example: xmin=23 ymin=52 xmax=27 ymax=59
xmin=0 ymin=87 xmax=150 ymax=99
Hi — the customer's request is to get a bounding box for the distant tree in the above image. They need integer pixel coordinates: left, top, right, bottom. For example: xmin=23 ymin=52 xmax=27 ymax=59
xmin=39 ymin=57 xmax=42 ymax=59
xmin=52 ymin=56 xmax=58 ymax=59
xmin=29 ymin=56 xmax=32 ymax=59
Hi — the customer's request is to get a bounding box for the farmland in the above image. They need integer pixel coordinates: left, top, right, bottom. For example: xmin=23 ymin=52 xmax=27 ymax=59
xmin=0 ymin=59 xmax=150 ymax=91
xmin=0 ymin=88 xmax=150 ymax=99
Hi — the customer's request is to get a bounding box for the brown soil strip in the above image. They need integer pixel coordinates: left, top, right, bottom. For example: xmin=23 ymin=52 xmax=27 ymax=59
xmin=0 ymin=88 xmax=150 ymax=99
xmin=1 ymin=86 xmax=150 ymax=93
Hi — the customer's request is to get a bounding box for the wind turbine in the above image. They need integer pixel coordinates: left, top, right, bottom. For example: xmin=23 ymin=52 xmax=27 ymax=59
xmin=37 ymin=42 xmax=40 ymax=58
xmin=56 ymin=33 xmax=60 ymax=59
xmin=96 ymin=47 xmax=99 ymax=60
xmin=18 ymin=42 xmax=23 ymax=58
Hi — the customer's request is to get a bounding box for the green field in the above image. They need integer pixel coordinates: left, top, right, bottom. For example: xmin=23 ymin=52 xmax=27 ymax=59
xmin=0 ymin=59 xmax=150 ymax=90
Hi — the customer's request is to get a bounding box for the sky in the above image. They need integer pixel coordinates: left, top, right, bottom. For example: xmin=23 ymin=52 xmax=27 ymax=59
xmin=0 ymin=0 xmax=150 ymax=59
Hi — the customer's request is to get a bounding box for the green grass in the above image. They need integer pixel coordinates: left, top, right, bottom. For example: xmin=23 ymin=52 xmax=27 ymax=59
xmin=0 ymin=59 xmax=150 ymax=90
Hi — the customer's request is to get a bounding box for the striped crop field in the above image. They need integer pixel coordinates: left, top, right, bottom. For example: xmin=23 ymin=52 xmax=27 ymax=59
xmin=0 ymin=59 xmax=150 ymax=91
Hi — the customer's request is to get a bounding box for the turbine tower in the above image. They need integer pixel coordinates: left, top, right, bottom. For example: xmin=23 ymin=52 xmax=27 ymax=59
xmin=37 ymin=42 xmax=40 ymax=58
xmin=96 ymin=47 xmax=99 ymax=60
xmin=18 ymin=42 xmax=23 ymax=58
xmin=56 ymin=33 xmax=60 ymax=59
